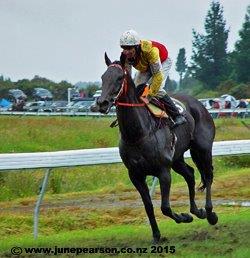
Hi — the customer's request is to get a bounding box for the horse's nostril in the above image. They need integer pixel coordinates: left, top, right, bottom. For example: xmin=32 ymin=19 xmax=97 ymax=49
xmin=98 ymin=100 xmax=110 ymax=114
xmin=102 ymin=100 xmax=109 ymax=106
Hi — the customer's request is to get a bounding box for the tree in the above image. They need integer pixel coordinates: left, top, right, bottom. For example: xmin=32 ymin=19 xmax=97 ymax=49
xmin=84 ymin=84 xmax=100 ymax=97
xmin=164 ymin=76 xmax=177 ymax=93
xmin=191 ymin=1 xmax=229 ymax=89
xmin=15 ymin=77 xmax=73 ymax=100
xmin=0 ymin=77 xmax=14 ymax=99
xmin=53 ymin=80 xmax=73 ymax=100
xmin=233 ymin=5 xmax=250 ymax=83
xmin=175 ymin=48 xmax=187 ymax=88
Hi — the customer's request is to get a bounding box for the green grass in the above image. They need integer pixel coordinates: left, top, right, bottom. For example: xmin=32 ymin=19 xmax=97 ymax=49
xmin=0 ymin=165 xmax=248 ymax=240
xmin=0 ymin=116 xmax=249 ymax=257
xmin=214 ymin=118 xmax=250 ymax=141
xmin=0 ymin=116 xmax=249 ymax=201
xmin=0 ymin=116 xmax=120 ymax=153
xmin=0 ymin=208 xmax=249 ymax=257
xmin=0 ymin=156 xmax=249 ymax=202
xmin=0 ymin=116 xmax=249 ymax=153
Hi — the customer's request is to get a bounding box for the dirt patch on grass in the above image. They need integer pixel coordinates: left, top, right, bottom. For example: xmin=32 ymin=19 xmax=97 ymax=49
xmin=0 ymin=171 xmax=249 ymax=214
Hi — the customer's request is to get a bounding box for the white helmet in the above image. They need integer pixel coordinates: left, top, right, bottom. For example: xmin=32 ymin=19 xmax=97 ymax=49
xmin=120 ymin=29 xmax=140 ymax=46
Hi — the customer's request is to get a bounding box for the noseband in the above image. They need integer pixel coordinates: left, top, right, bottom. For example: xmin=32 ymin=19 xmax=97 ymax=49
xmin=108 ymin=64 xmax=145 ymax=107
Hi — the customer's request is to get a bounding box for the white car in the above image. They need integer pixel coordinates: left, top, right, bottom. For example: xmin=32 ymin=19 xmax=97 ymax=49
xmin=93 ymin=90 xmax=102 ymax=99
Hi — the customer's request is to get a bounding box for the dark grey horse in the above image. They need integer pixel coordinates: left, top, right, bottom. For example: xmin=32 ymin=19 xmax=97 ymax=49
xmin=95 ymin=53 xmax=218 ymax=243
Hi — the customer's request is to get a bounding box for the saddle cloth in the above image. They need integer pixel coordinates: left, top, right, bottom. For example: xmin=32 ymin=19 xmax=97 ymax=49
xmin=140 ymin=97 xmax=186 ymax=118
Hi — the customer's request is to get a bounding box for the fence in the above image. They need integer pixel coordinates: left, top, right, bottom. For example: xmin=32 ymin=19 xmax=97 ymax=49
xmin=0 ymin=108 xmax=249 ymax=118
xmin=0 ymin=140 xmax=250 ymax=238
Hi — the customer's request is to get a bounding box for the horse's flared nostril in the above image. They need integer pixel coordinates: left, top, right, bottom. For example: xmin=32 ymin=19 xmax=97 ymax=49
xmin=90 ymin=103 xmax=99 ymax=112
xmin=98 ymin=100 xmax=110 ymax=114
xmin=101 ymin=100 xmax=109 ymax=107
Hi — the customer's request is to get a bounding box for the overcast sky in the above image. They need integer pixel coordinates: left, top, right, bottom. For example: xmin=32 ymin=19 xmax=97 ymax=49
xmin=0 ymin=0 xmax=249 ymax=83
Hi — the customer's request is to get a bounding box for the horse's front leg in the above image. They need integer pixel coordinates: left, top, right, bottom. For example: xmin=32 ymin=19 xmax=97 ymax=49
xmin=128 ymin=170 xmax=160 ymax=244
xmin=158 ymin=168 xmax=193 ymax=223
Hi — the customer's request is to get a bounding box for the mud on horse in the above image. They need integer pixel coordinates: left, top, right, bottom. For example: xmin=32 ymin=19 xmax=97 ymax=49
xmin=95 ymin=52 xmax=218 ymax=244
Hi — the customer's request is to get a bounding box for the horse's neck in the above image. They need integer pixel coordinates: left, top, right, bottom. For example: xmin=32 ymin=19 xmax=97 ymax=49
xmin=116 ymin=80 xmax=155 ymax=143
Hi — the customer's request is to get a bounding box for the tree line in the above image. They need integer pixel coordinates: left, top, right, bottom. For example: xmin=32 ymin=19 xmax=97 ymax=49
xmin=173 ymin=1 xmax=250 ymax=99
xmin=0 ymin=75 xmax=100 ymax=101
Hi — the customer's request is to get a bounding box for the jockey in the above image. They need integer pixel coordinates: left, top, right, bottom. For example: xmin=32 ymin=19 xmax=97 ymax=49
xmin=120 ymin=29 xmax=186 ymax=126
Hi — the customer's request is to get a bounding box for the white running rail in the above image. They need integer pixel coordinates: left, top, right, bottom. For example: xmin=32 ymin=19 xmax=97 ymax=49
xmin=0 ymin=140 xmax=249 ymax=239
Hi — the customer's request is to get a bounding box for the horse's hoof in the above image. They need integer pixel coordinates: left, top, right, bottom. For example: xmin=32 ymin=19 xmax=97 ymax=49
xmin=207 ymin=212 xmax=218 ymax=225
xmin=181 ymin=213 xmax=193 ymax=223
xmin=196 ymin=208 xmax=207 ymax=219
xmin=151 ymin=232 xmax=161 ymax=245
xmin=152 ymin=236 xmax=160 ymax=245
xmin=191 ymin=208 xmax=207 ymax=219
xmin=174 ymin=218 xmax=182 ymax=224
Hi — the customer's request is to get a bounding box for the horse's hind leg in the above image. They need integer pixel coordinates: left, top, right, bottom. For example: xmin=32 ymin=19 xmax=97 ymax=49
xmin=128 ymin=170 xmax=160 ymax=244
xmin=190 ymin=147 xmax=218 ymax=225
xmin=172 ymin=158 xmax=206 ymax=219
xmin=158 ymin=168 xmax=193 ymax=224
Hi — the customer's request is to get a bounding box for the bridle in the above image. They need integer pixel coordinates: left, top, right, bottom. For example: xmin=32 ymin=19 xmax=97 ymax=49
xmin=108 ymin=64 xmax=145 ymax=107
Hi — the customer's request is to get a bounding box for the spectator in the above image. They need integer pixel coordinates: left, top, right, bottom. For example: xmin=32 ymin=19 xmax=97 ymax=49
xmin=236 ymin=99 xmax=248 ymax=108
xmin=224 ymin=99 xmax=232 ymax=117
xmin=236 ymin=99 xmax=248 ymax=118
xmin=225 ymin=100 xmax=231 ymax=109
xmin=210 ymin=99 xmax=220 ymax=118
xmin=212 ymin=99 xmax=220 ymax=109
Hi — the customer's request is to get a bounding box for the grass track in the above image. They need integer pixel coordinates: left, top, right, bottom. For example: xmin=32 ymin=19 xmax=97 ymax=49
xmin=0 ymin=116 xmax=249 ymax=257
xmin=0 ymin=208 xmax=249 ymax=257
xmin=0 ymin=117 xmax=249 ymax=153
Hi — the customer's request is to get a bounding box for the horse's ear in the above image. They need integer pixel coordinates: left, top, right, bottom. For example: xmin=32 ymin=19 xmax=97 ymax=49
xmin=120 ymin=52 xmax=126 ymax=68
xmin=104 ymin=52 xmax=112 ymax=66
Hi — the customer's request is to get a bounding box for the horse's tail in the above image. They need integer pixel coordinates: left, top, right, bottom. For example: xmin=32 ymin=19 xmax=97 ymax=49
xmin=190 ymin=147 xmax=214 ymax=191
xmin=172 ymin=94 xmax=215 ymax=191
xmin=184 ymin=96 xmax=215 ymax=191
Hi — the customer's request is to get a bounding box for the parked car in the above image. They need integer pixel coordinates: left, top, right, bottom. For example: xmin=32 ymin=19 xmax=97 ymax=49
xmin=33 ymin=88 xmax=53 ymax=101
xmin=23 ymin=101 xmax=52 ymax=112
xmin=8 ymin=89 xmax=27 ymax=102
xmin=50 ymin=101 xmax=68 ymax=112
xmin=93 ymin=90 xmax=102 ymax=99
xmin=68 ymin=100 xmax=95 ymax=112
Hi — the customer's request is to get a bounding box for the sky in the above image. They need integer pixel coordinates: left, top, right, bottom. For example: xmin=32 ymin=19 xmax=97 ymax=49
xmin=0 ymin=0 xmax=249 ymax=84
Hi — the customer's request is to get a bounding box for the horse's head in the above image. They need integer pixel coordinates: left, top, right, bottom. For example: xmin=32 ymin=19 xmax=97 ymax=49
xmin=94 ymin=53 xmax=127 ymax=114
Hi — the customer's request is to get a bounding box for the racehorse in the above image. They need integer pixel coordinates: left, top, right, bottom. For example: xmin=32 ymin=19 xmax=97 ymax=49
xmin=95 ymin=53 xmax=218 ymax=243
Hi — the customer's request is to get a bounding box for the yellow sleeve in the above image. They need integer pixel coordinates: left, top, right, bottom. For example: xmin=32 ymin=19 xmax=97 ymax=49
xmin=148 ymin=71 xmax=164 ymax=96
xmin=147 ymin=48 xmax=163 ymax=96
xmin=140 ymin=41 xmax=164 ymax=96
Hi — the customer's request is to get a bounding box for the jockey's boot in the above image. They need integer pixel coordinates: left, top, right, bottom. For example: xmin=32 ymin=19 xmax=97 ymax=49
xmin=160 ymin=95 xmax=186 ymax=127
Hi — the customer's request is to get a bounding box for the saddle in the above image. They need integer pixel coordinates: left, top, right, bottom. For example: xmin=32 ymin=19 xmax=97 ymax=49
xmin=140 ymin=97 xmax=186 ymax=118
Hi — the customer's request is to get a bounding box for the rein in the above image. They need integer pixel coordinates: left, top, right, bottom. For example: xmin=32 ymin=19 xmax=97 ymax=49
xmin=108 ymin=64 xmax=145 ymax=107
